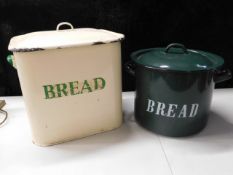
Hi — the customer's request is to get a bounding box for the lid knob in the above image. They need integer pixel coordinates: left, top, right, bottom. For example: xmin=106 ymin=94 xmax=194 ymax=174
xmin=56 ymin=22 xmax=74 ymax=31
xmin=165 ymin=43 xmax=188 ymax=54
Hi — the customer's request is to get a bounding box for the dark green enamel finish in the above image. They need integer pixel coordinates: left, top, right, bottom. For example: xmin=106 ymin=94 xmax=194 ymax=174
xmin=131 ymin=47 xmax=224 ymax=71
xmin=134 ymin=65 xmax=215 ymax=137
xmin=125 ymin=43 xmax=231 ymax=137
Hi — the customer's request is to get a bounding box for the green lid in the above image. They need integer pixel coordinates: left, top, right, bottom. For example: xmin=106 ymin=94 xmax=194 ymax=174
xmin=131 ymin=43 xmax=224 ymax=71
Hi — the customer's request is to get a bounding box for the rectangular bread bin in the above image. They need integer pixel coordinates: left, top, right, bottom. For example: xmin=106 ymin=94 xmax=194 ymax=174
xmin=8 ymin=22 xmax=125 ymax=146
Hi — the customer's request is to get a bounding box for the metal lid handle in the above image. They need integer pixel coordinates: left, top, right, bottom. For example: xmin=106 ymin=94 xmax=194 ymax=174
xmin=165 ymin=43 xmax=188 ymax=53
xmin=56 ymin=22 xmax=74 ymax=31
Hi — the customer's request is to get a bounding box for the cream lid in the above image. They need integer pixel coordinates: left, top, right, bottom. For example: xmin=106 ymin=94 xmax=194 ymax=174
xmin=8 ymin=22 xmax=124 ymax=52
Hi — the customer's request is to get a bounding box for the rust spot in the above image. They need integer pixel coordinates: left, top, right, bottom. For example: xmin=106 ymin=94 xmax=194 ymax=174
xmin=100 ymin=128 xmax=105 ymax=132
xmin=10 ymin=48 xmax=45 ymax=52
xmin=110 ymin=40 xmax=119 ymax=43
xmin=109 ymin=38 xmax=124 ymax=43
xmin=92 ymin=41 xmax=105 ymax=45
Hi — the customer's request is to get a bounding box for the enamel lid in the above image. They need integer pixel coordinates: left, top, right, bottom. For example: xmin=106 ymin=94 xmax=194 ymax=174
xmin=131 ymin=43 xmax=224 ymax=71
xmin=8 ymin=22 xmax=124 ymax=52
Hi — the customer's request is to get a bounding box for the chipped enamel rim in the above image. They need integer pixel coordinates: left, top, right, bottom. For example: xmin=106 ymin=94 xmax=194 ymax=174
xmin=8 ymin=22 xmax=125 ymax=52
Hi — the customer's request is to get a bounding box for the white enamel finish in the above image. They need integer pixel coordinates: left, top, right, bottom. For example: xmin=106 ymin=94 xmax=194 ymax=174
xmin=11 ymin=42 xmax=123 ymax=146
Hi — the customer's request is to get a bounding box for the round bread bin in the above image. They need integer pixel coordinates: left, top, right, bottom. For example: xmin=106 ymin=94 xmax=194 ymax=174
xmin=125 ymin=43 xmax=232 ymax=137
xmin=8 ymin=22 xmax=125 ymax=146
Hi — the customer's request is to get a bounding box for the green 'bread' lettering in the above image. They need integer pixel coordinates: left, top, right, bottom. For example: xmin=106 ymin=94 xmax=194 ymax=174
xmin=43 ymin=85 xmax=56 ymax=99
xmin=56 ymin=83 xmax=68 ymax=97
xmin=81 ymin=80 xmax=92 ymax=93
xmin=43 ymin=77 xmax=106 ymax=99
xmin=69 ymin=81 xmax=80 ymax=95
xmin=94 ymin=77 xmax=106 ymax=90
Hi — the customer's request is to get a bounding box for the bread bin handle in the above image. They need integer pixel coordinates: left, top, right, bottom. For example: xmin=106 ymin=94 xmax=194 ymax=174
xmin=7 ymin=55 xmax=17 ymax=69
xmin=214 ymin=69 xmax=232 ymax=83
xmin=125 ymin=61 xmax=136 ymax=76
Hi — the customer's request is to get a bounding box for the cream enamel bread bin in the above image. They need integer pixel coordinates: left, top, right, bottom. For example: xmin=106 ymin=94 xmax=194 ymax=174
xmin=8 ymin=22 xmax=124 ymax=146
